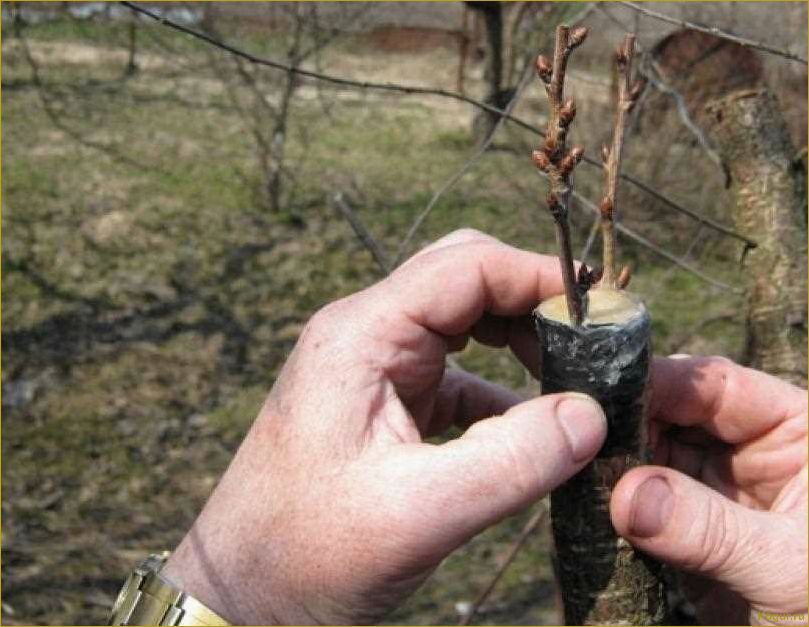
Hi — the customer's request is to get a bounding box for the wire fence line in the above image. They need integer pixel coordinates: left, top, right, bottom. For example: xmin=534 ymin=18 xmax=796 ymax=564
xmin=564 ymin=178 xmax=742 ymax=294
xmin=121 ymin=1 xmax=756 ymax=250
xmin=619 ymin=1 xmax=808 ymax=65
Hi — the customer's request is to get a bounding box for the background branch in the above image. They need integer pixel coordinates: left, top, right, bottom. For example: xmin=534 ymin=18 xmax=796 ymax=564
xmin=561 ymin=176 xmax=742 ymax=293
xmin=458 ymin=504 xmax=548 ymax=626
xmin=620 ymin=1 xmax=807 ymax=64
xmin=122 ymin=0 xmax=756 ymax=250
xmin=333 ymin=193 xmax=391 ymax=275
xmin=394 ymin=52 xmax=534 ymax=266
xmin=640 ymin=57 xmax=723 ymax=169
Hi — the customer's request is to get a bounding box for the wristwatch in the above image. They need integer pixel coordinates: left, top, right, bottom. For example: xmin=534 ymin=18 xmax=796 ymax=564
xmin=109 ymin=552 xmax=230 ymax=626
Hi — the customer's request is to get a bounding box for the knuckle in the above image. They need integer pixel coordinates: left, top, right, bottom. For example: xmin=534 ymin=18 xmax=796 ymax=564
xmin=467 ymin=419 xmax=539 ymax=498
xmin=429 ymin=229 xmax=498 ymax=253
xmin=701 ymin=355 xmax=735 ymax=418
xmin=300 ymin=296 xmax=358 ymax=350
xmin=689 ymin=497 xmax=739 ymax=575
xmin=501 ymin=437 xmax=541 ymax=498
xmin=309 ymin=296 xmax=353 ymax=328
xmin=704 ymin=355 xmax=736 ymax=380
xmin=446 ymin=227 xmax=489 ymax=242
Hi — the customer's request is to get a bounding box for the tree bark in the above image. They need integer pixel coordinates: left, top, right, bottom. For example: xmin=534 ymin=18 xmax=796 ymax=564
xmin=469 ymin=3 xmax=511 ymax=145
xmin=705 ymin=89 xmax=807 ymax=387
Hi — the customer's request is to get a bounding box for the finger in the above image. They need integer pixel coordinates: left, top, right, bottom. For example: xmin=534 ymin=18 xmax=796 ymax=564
xmin=399 ymin=228 xmax=499 ymax=269
xmin=426 ymin=369 xmax=522 ymax=437
xmin=380 ymin=235 xmax=566 ymax=338
xmin=653 ymin=434 xmax=740 ymax=503
xmin=413 ymin=393 xmax=606 ymax=548
xmin=611 ymin=466 xmax=808 ymax=612
xmin=650 ymin=355 xmax=807 ymax=444
xmin=464 ymin=313 xmax=540 ymax=376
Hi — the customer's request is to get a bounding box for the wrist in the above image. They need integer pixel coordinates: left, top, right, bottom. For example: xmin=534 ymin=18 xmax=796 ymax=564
xmin=109 ymin=551 xmax=232 ymax=626
xmin=160 ymin=538 xmax=267 ymax=626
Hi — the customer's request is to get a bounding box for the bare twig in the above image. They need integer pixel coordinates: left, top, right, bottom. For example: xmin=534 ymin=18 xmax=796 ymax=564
xmin=113 ymin=4 xmax=746 ymax=298
xmin=640 ymin=57 xmax=723 ymax=169
xmin=332 ymin=192 xmax=464 ymax=371
xmin=532 ymin=25 xmax=588 ymax=325
xmin=590 ymin=9 xmax=756 ymax=242
xmin=459 ymin=504 xmax=548 ymax=626
xmin=12 ymin=19 xmax=148 ymax=171
xmin=599 ymin=34 xmax=643 ymax=288
xmin=123 ymin=0 xmax=756 ymax=251
xmin=122 ymin=1 xmax=535 ymax=130
xmin=565 ymin=180 xmax=742 ymax=293
xmin=619 ymin=168 xmax=754 ymax=248
xmin=619 ymin=1 xmax=807 ymax=65
xmin=333 ymin=193 xmax=390 ymax=274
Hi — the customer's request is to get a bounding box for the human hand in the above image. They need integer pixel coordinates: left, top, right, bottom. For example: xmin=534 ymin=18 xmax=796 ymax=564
xmin=611 ymin=356 xmax=808 ymax=625
xmin=160 ymin=230 xmax=607 ymax=625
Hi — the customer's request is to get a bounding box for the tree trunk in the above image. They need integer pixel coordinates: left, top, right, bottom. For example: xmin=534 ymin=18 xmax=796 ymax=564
xmin=456 ymin=5 xmax=471 ymax=94
xmin=705 ymin=89 xmax=807 ymax=387
xmin=470 ymin=3 xmax=510 ymax=145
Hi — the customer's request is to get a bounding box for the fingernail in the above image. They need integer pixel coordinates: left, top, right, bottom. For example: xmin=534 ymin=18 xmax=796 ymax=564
xmin=630 ymin=476 xmax=674 ymax=537
xmin=556 ymin=394 xmax=606 ymax=463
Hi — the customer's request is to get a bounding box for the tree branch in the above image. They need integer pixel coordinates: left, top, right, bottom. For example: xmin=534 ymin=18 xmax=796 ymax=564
xmin=458 ymin=504 xmax=548 ymax=626
xmin=333 ymin=193 xmax=390 ymax=274
xmin=122 ymin=1 xmax=535 ymax=129
xmin=562 ymin=177 xmax=743 ymax=293
xmin=13 ymin=18 xmax=148 ymax=171
xmin=599 ymin=34 xmax=642 ymax=288
xmin=620 ymin=1 xmax=807 ymax=65
xmin=620 ymin=168 xmax=754 ymax=248
xmin=640 ymin=56 xmax=724 ymax=169
xmin=532 ymin=25 xmax=588 ymax=325
xmin=393 ymin=3 xmax=596 ymax=265
xmin=122 ymin=1 xmax=757 ymax=250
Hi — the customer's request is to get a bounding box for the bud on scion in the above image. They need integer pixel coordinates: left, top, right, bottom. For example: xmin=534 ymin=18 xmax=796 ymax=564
xmin=532 ymin=149 xmax=551 ymax=171
xmin=536 ymin=55 xmax=552 ymax=83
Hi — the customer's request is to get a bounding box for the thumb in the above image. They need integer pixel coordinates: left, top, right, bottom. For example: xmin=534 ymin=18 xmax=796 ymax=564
xmin=611 ymin=467 xmax=806 ymax=611
xmin=415 ymin=393 xmax=606 ymax=546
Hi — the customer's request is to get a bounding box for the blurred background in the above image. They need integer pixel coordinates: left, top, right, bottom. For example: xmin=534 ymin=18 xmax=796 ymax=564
xmin=2 ymin=2 xmax=806 ymax=624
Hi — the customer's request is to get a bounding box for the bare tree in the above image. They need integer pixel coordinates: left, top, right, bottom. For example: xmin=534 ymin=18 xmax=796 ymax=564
xmin=198 ymin=3 xmax=366 ymax=213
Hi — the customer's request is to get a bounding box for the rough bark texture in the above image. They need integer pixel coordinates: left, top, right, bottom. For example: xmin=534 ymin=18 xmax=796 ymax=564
xmin=534 ymin=293 xmax=667 ymax=625
xmin=705 ymin=89 xmax=807 ymax=387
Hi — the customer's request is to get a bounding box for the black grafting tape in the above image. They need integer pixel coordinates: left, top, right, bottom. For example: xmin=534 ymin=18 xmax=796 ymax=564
xmin=534 ymin=289 xmax=667 ymax=625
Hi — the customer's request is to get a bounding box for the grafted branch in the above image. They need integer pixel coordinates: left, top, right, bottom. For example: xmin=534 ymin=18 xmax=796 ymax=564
xmin=532 ymin=25 xmax=588 ymax=325
xmin=599 ymin=34 xmax=643 ymax=288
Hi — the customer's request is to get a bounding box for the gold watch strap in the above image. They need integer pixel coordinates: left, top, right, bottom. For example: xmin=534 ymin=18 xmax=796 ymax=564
xmin=109 ymin=552 xmax=230 ymax=626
